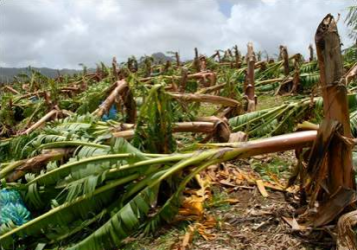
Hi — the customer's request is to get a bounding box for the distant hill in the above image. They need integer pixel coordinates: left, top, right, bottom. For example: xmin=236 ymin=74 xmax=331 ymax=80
xmin=0 ymin=52 xmax=174 ymax=83
xmin=0 ymin=67 xmax=82 ymax=83
xmin=151 ymin=52 xmax=174 ymax=63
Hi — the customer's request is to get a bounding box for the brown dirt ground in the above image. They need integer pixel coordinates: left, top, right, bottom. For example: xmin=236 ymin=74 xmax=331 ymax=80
xmin=190 ymin=188 xmax=334 ymax=250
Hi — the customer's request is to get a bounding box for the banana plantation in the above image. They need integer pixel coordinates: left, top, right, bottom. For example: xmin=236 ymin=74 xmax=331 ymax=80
xmin=1 ymin=14 xmax=357 ymax=250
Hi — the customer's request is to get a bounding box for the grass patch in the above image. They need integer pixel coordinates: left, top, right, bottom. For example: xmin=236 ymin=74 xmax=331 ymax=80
xmin=205 ymin=186 xmax=233 ymax=210
xmin=251 ymin=155 xmax=292 ymax=182
xmin=257 ymin=95 xmax=286 ymax=110
xmin=122 ymin=228 xmax=184 ymax=250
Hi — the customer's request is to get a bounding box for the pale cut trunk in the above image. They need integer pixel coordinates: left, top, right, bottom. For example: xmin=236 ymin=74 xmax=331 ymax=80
xmin=140 ymin=72 xmax=217 ymax=87
xmin=15 ymin=88 xmax=81 ymax=103
xmin=21 ymin=110 xmax=58 ymax=135
xmin=211 ymin=130 xmax=317 ymax=154
xmin=113 ymin=129 xmax=317 ymax=163
xmin=256 ymin=77 xmax=292 ymax=86
xmin=112 ymin=130 xmax=135 ymax=139
xmin=188 ymin=72 xmax=217 ymax=87
xmin=112 ymin=121 xmax=216 ymax=139
xmin=169 ymin=93 xmax=239 ymax=107
xmin=196 ymin=83 xmax=226 ymax=94
xmin=172 ymin=122 xmax=216 ymax=133
xmin=194 ymin=116 xmax=227 ymax=123
xmin=92 ymin=80 xmax=128 ymax=117
xmin=3 ymin=85 xmax=20 ymax=95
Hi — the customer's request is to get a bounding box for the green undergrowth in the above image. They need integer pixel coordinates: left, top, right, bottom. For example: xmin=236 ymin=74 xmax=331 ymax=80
xmin=257 ymin=95 xmax=300 ymax=111
xmin=205 ymin=186 xmax=232 ymax=210
xmin=251 ymin=153 xmax=295 ymax=182
xmin=121 ymin=223 xmax=188 ymax=250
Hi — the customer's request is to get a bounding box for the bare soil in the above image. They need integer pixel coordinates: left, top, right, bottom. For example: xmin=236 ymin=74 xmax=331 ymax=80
xmin=190 ymin=188 xmax=334 ymax=250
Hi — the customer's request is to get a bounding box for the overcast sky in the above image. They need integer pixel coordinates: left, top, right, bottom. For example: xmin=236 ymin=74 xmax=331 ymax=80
xmin=0 ymin=0 xmax=355 ymax=69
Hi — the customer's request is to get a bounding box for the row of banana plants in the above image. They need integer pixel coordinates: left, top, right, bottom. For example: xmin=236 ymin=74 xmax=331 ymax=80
xmin=4 ymin=42 xmax=356 ymax=139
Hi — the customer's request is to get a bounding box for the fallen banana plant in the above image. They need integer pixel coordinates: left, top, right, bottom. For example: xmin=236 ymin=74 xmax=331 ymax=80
xmin=229 ymin=93 xmax=357 ymax=138
xmin=0 ymin=129 xmax=317 ymax=249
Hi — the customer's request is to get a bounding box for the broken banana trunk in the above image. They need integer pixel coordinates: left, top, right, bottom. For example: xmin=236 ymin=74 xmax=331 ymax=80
xmin=287 ymin=14 xmax=357 ymax=234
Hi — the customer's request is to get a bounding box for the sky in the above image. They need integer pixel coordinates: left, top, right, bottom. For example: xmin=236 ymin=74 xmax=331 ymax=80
xmin=0 ymin=0 xmax=355 ymax=69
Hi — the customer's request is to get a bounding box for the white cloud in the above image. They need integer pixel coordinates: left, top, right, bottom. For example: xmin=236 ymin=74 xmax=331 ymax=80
xmin=222 ymin=0 xmax=354 ymax=57
xmin=261 ymin=0 xmax=279 ymax=5
xmin=0 ymin=0 xmax=354 ymax=69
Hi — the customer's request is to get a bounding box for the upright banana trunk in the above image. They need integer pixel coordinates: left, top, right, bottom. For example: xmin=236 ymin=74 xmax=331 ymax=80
xmin=234 ymin=45 xmax=241 ymax=68
xmin=280 ymin=45 xmax=290 ymax=76
xmin=291 ymin=54 xmax=301 ymax=93
xmin=112 ymin=57 xmax=118 ymax=81
xmin=315 ymin=14 xmax=355 ymax=193
xmin=308 ymin=44 xmax=314 ymax=62
xmin=245 ymin=42 xmax=256 ymax=112
xmin=175 ymin=52 xmax=180 ymax=68
xmin=194 ymin=47 xmax=200 ymax=72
